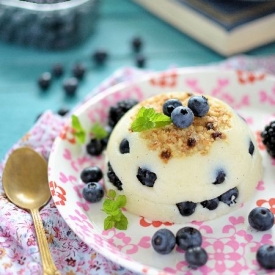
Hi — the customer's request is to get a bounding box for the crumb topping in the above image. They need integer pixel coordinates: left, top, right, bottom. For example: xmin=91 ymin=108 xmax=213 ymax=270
xmin=131 ymin=92 xmax=232 ymax=162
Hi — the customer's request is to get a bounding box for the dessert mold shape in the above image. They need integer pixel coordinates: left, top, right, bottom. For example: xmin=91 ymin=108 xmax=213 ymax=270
xmin=104 ymin=92 xmax=263 ymax=223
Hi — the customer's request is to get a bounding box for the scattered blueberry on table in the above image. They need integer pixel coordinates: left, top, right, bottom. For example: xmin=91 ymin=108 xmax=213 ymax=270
xmin=62 ymin=77 xmax=78 ymax=97
xmin=72 ymin=63 xmax=86 ymax=80
xmin=131 ymin=36 xmax=143 ymax=53
xmin=135 ymin=54 xmax=146 ymax=68
xmin=38 ymin=72 xmax=52 ymax=90
xmin=92 ymin=49 xmax=109 ymax=66
xmin=52 ymin=63 xmax=64 ymax=78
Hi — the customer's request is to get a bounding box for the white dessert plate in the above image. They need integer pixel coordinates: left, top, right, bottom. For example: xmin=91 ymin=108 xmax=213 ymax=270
xmin=48 ymin=68 xmax=275 ymax=275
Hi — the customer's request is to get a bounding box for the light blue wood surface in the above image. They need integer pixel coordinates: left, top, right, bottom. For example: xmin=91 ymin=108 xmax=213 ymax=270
xmin=1 ymin=0 xmax=275 ymax=159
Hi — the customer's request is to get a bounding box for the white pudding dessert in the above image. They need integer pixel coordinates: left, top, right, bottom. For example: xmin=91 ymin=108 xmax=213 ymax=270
xmin=104 ymin=92 xmax=263 ymax=223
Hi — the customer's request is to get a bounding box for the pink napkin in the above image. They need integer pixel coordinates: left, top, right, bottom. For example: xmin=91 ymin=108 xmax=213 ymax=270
xmin=1 ymin=55 xmax=275 ymax=275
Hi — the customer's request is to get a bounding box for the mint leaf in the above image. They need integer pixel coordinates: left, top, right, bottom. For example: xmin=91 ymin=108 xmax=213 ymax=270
xmin=107 ymin=189 xmax=116 ymax=200
xmin=91 ymin=122 xmax=108 ymax=139
xmin=131 ymin=107 xmax=171 ymax=132
xmin=114 ymin=213 xmax=128 ymax=230
xmin=116 ymin=195 xmax=127 ymax=208
xmin=71 ymin=115 xmax=86 ymax=144
xmin=104 ymin=216 xmax=115 ymax=230
xmin=103 ymin=199 xmax=119 ymax=214
xmin=102 ymin=189 xmax=128 ymax=230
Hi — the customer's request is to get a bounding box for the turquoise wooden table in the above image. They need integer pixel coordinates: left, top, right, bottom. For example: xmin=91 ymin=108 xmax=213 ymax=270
xmin=1 ymin=0 xmax=275 ymax=160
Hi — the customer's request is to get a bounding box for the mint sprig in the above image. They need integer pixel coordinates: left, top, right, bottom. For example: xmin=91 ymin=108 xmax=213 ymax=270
xmin=131 ymin=107 xmax=171 ymax=132
xmin=91 ymin=122 xmax=108 ymax=139
xmin=103 ymin=189 xmax=128 ymax=230
xmin=71 ymin=115 xmax=86 ymax=144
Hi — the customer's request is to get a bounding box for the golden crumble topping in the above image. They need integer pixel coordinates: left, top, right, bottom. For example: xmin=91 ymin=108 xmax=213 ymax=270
xmin=131 ymin=92 xmax=232 ymax=162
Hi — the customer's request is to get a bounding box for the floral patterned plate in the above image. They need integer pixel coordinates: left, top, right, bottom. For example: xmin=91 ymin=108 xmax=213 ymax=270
xmin=48 ymin=68 xmax=275 ymax=275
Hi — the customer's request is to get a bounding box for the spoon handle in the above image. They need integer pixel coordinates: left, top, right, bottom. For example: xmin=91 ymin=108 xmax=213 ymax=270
xmin=31 ymin=209 xmax=61 ymax=275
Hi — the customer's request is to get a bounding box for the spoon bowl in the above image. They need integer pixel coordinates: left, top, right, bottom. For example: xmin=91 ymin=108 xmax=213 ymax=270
xmin=3 ymin=147 xmax=50 ymax=210
xmin=2 ymin=147 xmax=60 ymax=275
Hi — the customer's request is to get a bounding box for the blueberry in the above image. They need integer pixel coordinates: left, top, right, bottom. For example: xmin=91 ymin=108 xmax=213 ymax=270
xmin=151 ymin=228 xmax=176 ymax=254
xmin=80 ymin=166 xmax=103 ymax=183
xmin=135 ymin=54 xmax=146 ymax=68
xmin=107 ymin=162 xmax=123 ymax=191
xmin=52 ymin=63 xmax=64 ymax=77
xmin=185 ymin=246 xmax=208 ymax=269
xmin=86 ymin=138 xmax=105 ymax=156
xmin=108 ymin=99 xmax=139 ymax=127
xmin=200 ymin=198 xmax=219 ymax=210
xmin=171 ymin=106 xmax=194 ymax=128
xmin=92 ymin=49 xmax=108 ymax=65
xmin=38 ymin=72 xmax=52 ymax=90
xmin=119 ymin=138 xmax=130 ymax=154
xmin=82 ymin=182 xmax=104 ymax=203
xmin=176 ymin=201 xmax=197 ymax=216
xmin=137 ymin=167 xmax=157 ymax=187
xmin=188 ymin=95 xmax=209 ymax=117
xmin=63 ymin=77 xmax=78 ymax=97
xmin=176 ymin=227 xmax=202 ymax=250
xmin=256 ymin=244 xmax=275 ymax=269
xmin=212 ymin=170 xmax=226 ymax=185
xmin=162 ymin=99 xmax=182 ymax=117
xmin=219 ymin=187 xmax=239 ymax=206
xmin=131 ymin=36 xmax=143 ymax=52
xmin=249 ymin=140 xmax=255 ymax=156
xmin=72 ymin=63 xmax=86 ymax=80
xmin=248 ymin=207 xmax=274 ymax=231
xmin=57 ymin=107 xmax=70 ymax=116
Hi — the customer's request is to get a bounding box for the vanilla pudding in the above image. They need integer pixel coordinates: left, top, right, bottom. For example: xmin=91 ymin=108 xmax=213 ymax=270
xmin=104 ymin=92 xmax=263 ymax=223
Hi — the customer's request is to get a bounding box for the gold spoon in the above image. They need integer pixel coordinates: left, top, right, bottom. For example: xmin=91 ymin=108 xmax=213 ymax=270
xmin=2 ymin=147 xmax=60 ymax=275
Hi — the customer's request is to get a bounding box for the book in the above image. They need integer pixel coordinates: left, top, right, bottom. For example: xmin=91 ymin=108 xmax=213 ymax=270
xmin=131 ymin=0 xmax=275 ymax=56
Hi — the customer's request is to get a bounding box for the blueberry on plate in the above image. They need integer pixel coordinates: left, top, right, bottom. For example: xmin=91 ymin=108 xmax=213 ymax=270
xmin=163 ymin=99 xmax=182 ymax=117
xmin=248 ymin=207 xmax=274 ymax=231
xmin=171 ymin=106 xmax=194 ymax=128
xmin=256 ymin=244 xmax=275 ymax=269
xmin=80 ymin=166 xmax=103 ymax=183
xmin=176 ymin=227 xmax=202 ymax=250
xmin=108 ymin=99 xmax=139 ymax=127
xmin=151 ymin=228 xmax=176 ymax=254
xmin=86 ymin=138 xmax=105 ymax=156
xmin=185 ymin=246 xmax=208 ymax=269
xmin=82 ymin=182 xmax=104 ymax=203
xmin=188 ymin=95 xmax=209 ymax=117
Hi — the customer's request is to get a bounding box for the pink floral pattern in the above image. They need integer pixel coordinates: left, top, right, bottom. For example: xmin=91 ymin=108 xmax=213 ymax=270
xmin=1 ymin=58 xmax=275 ymax=275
